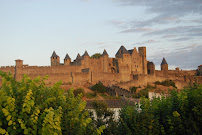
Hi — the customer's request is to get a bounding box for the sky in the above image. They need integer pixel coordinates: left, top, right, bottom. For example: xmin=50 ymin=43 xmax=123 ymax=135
xmin=0 ymin=0 xmax=201 ymax=70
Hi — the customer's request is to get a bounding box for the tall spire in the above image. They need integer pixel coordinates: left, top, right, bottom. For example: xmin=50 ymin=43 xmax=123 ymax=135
xmin=51 ymin=51 xmax=59 ymax=58
xmin=161 ymin=58 xmax=168 ymax=65
xmin=102 ymin=49 xmax=108 ymax=56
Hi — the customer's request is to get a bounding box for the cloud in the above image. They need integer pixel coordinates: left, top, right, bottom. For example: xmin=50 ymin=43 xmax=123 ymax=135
xmin=144 ymin=25 xmax=202 ymax=37
xmin=149 ymin=43 xmax=202 ymax=69
xmin=134 ymin=40 xmax=159 ymax=45
xmin=116 ymin=0 xmax=202 ymax=16
xmin=120 ymin=27 xmax=153 ymax=33
xmin=171 ymin=37 xmax=192 ymax=42
xmin=113 ymin=0 xmax=202 ymax=34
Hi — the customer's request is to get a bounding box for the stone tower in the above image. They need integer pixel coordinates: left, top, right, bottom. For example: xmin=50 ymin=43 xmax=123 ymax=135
xmin=51 ymin=51 xmax=60 ymax=66
xmin=147 ymin=62 xmax=155 ymax=75
xmin=15 ymin=59 xmax=23 ymax=81
xmin=138 ymin=47 xmax=147 ymax=74
xmin=161 ymin=58 xmax=168 ymax=77
xmin=82 ymin=51 xmax=90 ymax=67
xmin=116 ymin=46 xmax=131 ymax=73
xmin=64 ymin=53 xmax=71 ymax=66
xmin=102 ymin=49 xmax=109 ymax=72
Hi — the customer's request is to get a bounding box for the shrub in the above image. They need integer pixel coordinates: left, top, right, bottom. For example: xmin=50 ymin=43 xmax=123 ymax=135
xmin=130 ymin=86 xmax=137 ymax=93
xmin=90 ymin=53 xmax=102 ymax=59
xmin=86 ymin=92 xmax=97 ymax=99
xmin=0 ymin=71 xmax=104 ymax=135
xmin=73 ymin=87 xmax=85 ymax=97
xmin=89 ymin=101 xmax=118 ymax=135
xmin=154 ymin=80 xmax=177 ymax=88
xmin=118 ymin=85 xmax=202 ymax=135
xmin=91 ymin=82 xmax=106 ymax=93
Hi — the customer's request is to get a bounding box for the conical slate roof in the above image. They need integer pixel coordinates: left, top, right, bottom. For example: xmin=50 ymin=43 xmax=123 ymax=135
xmin=161 ymin=58 xmax=168 ymax=65
xmin=64 ymin=53 xmax=71 ymax=60
xmin=51 ymin=51 xmax=59 ymax=58
xmin=147 ymin=62 xmax=154 ymax=66
xmin=116 ymin=46 xmax=130 ymax=56
xmin=102 ymin=49 xmax=108 ymax=56
xmin=76 ymin=53 xmax=82 ymax=60
xmin=128 ymin=49 xmax=133 ymax=55
xmin=82 ymin=51 xmax=89 ymax=57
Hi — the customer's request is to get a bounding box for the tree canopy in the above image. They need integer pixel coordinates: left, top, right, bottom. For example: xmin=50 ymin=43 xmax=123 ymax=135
xmin=90 ymin=53 xmax=102 ymax=59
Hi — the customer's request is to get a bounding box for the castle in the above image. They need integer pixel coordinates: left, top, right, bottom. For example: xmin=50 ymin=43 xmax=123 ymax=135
xmin=0 ymin=46 xmax=201 ymax=89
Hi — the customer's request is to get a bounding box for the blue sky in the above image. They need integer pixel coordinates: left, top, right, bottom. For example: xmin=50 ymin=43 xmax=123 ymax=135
xmin=0 ymin=0 xmax=201 ymax=70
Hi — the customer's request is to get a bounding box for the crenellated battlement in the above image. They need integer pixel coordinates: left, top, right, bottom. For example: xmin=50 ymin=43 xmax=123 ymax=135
xmin=0 ymin=45 xmax=201 ymax=87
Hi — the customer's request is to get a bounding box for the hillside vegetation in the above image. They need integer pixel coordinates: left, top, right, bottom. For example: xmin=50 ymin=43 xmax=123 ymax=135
xmin=0 ymin=71 xmax=201 ymax=135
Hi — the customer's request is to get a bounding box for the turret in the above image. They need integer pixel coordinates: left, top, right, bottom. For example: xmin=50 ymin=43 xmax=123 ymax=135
xmin=161 ymin=58 xmax=168 ymax=77
xmin=102 ymin=49 xmax=109 ymax=72
xmin=138 ymin=47 xmax=147 ymax=74
xmin=115 ymin=45 xmax=130 ymax=58
xmin=51 ymin=51 xmax=60 ymax=66
xmin=82 ymin=51 xmax=90 ymax=67
xmin=15 ymin=59 xmax=23 ymax=81
xmin=115 ymin=46 xmax=131 ymax=73
xmin=147 ymin=62 xmax=155 ymax=75
xmin=64 ymin=53 xmax=71 ymax=66
xmin=76 ymin=53 xmax=82 ymax=61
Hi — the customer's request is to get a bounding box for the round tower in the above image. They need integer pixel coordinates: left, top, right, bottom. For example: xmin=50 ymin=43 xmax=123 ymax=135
xmin=82 ymin=51 xmax=90 ymax=67
xmin=138 ymin=47 xmax=147 ymax=75
xmin=161 ymin=58 xmax=168 ymax=77
xmin=51 ymin=51 xmax=60 ymax=66
xmin=15 ymin=59 xmax=23 ymax=81
xmin=147 ymin=62 xmax=155 ymax=75
xmin=102 ymin=49 xmax=109 ymax=72
xmin=64 ymin=53 xmax=71 ymax=66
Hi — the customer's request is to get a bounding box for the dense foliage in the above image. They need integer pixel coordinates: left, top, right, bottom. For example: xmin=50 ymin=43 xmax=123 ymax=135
xmin=88 ymin=101 xmax=118 ymax=135
xmin=73 ymin=87 xmax=85 ymax=97
xmin=154 ymin=80 xmax=177 ymax=88
xmin=0 ymin=71 xmax=201 ymax=135
xmin=118 ymin=85 xmax=202 ymax=135
xmin=0 ymin=71 xmax=105 ymax=135
xmin=91 ymin=82 xmax=106 ymax=93
xmin=90 ymin=53 xmax=102 ymax=59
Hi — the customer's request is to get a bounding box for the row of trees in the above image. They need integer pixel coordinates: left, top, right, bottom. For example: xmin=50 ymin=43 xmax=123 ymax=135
xmin=0 ymin=71 xmax=201 ymax=135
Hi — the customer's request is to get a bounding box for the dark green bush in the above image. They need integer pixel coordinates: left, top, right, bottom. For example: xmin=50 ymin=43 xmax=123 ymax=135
xmin=118 ymin=85 xmax=202 ymax=135
xmin=154 ymin=80 xmax=177 ymax=88
xmin=91 ymin=82 xmax=106 ymax=93
xmin=0 ymin=71 xmax=105 ymax=135
xmin=130 ymin=86 xmax=137 ymax=93
xmin=73 ymin=87 xmax=85 ymax=97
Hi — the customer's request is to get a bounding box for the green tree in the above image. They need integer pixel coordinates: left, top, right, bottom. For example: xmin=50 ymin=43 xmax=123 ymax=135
xmin=118 ymin=85 xmax=202 ymax=135
xmin=0 ymin=71 xmax=105 ymax=135
xmin=91 ymin=82 xmax=106 ymax=93
xmin=90 ymin=53 xmax=102 ymax=59
xmin=88 ymin=101 xmax=118 ymax=135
